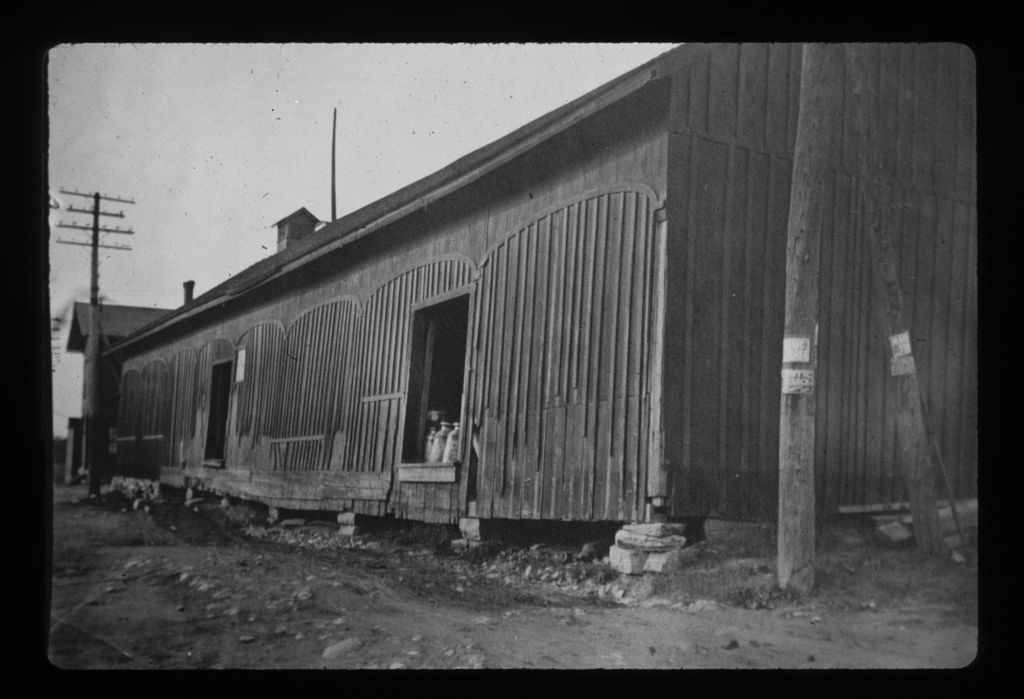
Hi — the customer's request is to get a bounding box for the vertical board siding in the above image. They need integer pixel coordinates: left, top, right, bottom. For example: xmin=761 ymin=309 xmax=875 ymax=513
xmin=666 ymin=43 xmax=975 ymax=518
xmin=260 ymin=300 xmax=359 ymax=472
xmin=168 ymin=349 xmax=198 ymax=469
xmin=234 ymin=324 xmax=286 ymax=442
xmin=343 ymin=259 xmax=476 ymax=479
xmin=470 ymin=187 xmax=658 ymax=521
xmin=116 ymin=369 xmax=142 ymax=477
xmin=115 ymin=362 xmax=171 ymax=479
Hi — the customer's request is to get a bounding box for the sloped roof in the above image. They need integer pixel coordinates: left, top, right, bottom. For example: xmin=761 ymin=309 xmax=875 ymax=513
xmin=107 ymin=43 xmax=692 ymax=355
xmin=66 ymin=302 xmax=174 ymax=353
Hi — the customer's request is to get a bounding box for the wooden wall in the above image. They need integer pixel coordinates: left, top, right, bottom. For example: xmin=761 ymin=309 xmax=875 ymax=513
xmin=663 ymin=43 xmax=976 ymax=519
xmin=113 ymin=83 xmax=671 ymax=523
xmin=469 ymin=184 xmax=661 ymax=522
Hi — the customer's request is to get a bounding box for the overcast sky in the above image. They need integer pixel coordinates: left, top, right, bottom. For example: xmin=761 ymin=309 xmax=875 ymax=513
xmin=47 ymin=42 xmax=680 ymax=436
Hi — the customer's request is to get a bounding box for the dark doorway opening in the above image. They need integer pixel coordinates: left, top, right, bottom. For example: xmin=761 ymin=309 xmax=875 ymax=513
xmin=402 ymin=293 xmax=470 ymax=463
xmin=204 ymin=359 xmax=232 ymax=463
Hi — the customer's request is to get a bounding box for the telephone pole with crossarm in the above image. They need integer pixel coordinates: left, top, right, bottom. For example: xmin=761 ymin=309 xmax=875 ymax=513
xmin=56 ymin=190 xmax=135 ymax=497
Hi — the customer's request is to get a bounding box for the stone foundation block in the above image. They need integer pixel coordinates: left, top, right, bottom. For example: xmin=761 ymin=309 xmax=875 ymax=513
xmin=623 ymin=522 xmax=687 ymax=538
xmin=337 ymin=512 xmax=357 ymax=525
xmin=459 ymin=517 xmax=482 ymax=540
xmin=614 ymin=529 xmax=688 ymax=551
xmin=609 ymin=544 xmax=648 ymax=575
xmin=643 ymin=550 xmax=685 ymax=574
xmin=337 ymin=524 xmax=361 ymax=537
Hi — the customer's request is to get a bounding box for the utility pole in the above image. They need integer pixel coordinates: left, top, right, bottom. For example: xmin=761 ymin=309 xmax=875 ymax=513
xmin=844 ymin=45 xmax=944 ymax=554
xmin=57 ymin=189 xmax=135 ymax=498
xmin=777 ymin=44 xmax=841 ymax=593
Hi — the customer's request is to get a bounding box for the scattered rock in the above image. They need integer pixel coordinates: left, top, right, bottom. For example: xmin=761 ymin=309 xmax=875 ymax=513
xmin=875 ymin=520 xmax=913 ymax=544
xmin=294 ymin=586 xmax=313 ymax=601
xmin=578 ymin=540 xmax=610 ymax=562
xmin=239 ymin=635 xmax=255 ymax=643
xmin=389 ymin=661 xmax=406 ymax=670
xmin=322 ymin=638 xmax=361 ymax=659
xmin=679 ymin=599 xmax=718 ymax=612
xmin=724 ymin=639 xmax=740 ymax=650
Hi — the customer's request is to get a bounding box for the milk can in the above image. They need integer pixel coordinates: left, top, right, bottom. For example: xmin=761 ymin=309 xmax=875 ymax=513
xmin=424 ymin=427 xmax=437 ymax=462
xmin=429 ymin=422 xmax=452 ymax=463
xmin=441 ymin=422 xmax=461 ymax=463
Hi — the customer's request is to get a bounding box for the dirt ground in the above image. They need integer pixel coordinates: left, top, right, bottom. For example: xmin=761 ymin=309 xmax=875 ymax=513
xmin=47 ymin=482 xmax=977 ymax=670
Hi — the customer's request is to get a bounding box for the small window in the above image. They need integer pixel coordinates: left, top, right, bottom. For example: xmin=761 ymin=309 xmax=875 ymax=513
xmin=402 ymin=294 xmax=470 ymax=463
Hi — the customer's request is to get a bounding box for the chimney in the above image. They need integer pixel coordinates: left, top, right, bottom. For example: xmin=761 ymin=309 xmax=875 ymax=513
xmin=275 ymin=208 xmax=321 ymax=252
xmin=183 ymin=280 xmax=195 ymax=305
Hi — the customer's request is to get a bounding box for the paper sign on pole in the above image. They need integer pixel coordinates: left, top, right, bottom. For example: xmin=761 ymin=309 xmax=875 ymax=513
xmin=781 ymin=368 xmax=815 ymax=394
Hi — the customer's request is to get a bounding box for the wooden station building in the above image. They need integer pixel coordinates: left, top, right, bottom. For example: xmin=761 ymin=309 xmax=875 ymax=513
xmin=106 ymin=43 xmax=976 ymax=525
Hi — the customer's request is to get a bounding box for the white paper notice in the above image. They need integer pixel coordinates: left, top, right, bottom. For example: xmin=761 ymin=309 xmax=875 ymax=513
xmin=890 ymin=354 xmax=916 ymax=376
xmin=782 ymin=337 xmax=811 ymax=364
xmin=781 ymin=368 xmax=814 ymax=394
xmin=889 ymin=331 xmax=912 ymax=358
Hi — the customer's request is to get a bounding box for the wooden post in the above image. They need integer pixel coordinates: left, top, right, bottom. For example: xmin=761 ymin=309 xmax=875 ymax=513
xmin=86 ymin=193 xmax=103 ymax=498
xmin=844 ymin=45 xmax=944 ymax=554
xmin=777 ymin=44 xmax=840 ymax=592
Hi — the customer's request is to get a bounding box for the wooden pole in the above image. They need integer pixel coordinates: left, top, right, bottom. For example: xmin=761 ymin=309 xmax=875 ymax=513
xmin=844 ymin=44 xmax=944 ymax=555
xmin=86 ymin=193 xmax=103 ymax=497
xmin=331 ymin=107 xmax=338 ymax=221
xmin=777 ymin=44 xmax=840 ymax=593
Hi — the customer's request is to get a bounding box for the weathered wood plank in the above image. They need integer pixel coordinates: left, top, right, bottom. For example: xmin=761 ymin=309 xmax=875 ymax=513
xmin=397 ymin=464 xmax=457 ymax=483
xmin=738 ymin=43 xmax=767 ymax=151
xmin=595 ymin=399 xmax=613 ymax=520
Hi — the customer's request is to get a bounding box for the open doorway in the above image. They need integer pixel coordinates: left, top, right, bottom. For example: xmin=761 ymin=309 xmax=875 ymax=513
xmin=204 ymin=358 xmax=232 ymax=464
xmin=402 ymin=293 xmax=470 ymax=463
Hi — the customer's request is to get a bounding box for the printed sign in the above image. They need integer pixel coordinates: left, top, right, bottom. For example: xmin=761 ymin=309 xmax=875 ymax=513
xmin=235 ymin=348 xmax=247 ymax=383
xmin=783 ymin=337 xmax=811 ymax=363
xmin=890 ymin=354 xmax=916 ymax=376
xmin=889 ymin=331 xmax=912 ymax=358
xmin=781 ymin=368 xmax=815 ymax=394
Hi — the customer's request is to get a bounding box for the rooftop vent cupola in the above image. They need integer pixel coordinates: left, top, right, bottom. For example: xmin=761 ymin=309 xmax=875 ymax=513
xmin=274 ymin=208 xmax=323 ymax=252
